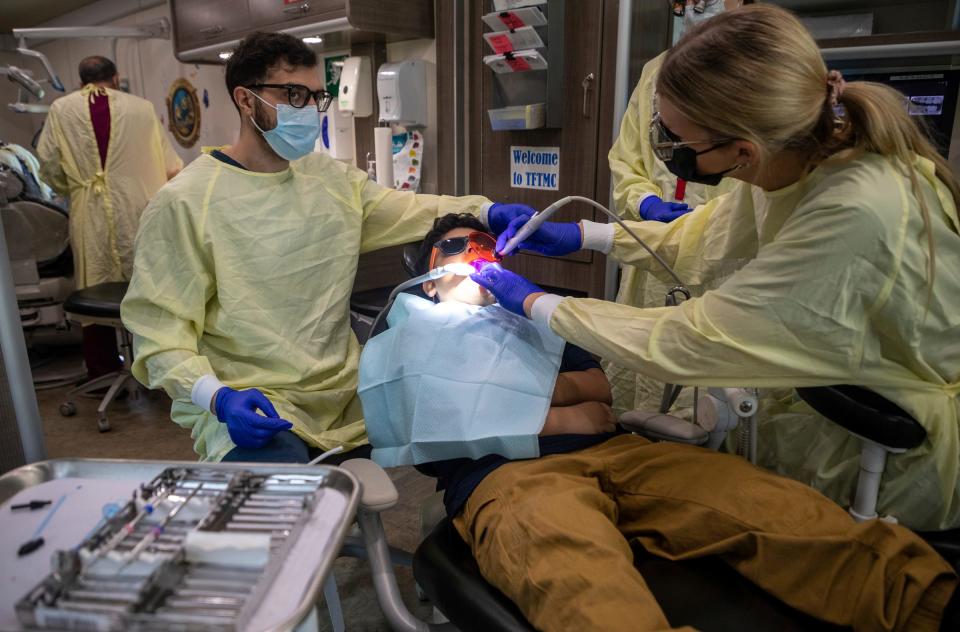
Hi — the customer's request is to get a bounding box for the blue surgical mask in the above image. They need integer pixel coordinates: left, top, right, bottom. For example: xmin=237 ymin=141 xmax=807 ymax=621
xmin=246 ymin=88 xmax=321 ymax=161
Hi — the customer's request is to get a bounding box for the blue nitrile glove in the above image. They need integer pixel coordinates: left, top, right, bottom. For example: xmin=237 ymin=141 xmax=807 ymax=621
xmin=639 ymin=195 xmax=691 ymax=222
xmin=495 ymin=214 xmax=583 ymax=257
xmin=214 ymin=387 xmax=293 ymax=449
xmin=470 ymin=263 xmax=544 ymax=317
xmin=487 ymin=202 xmax=536 ymax=236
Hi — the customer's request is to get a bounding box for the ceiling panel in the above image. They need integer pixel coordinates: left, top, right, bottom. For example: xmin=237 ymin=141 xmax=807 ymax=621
xmin=0 ymin=0 xmax=103 ymax=34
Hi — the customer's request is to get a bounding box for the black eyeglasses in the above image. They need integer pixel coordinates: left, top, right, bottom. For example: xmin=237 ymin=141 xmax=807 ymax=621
xmin=246 ymin=83 xmax=333 ymax=111
xmin=648 ymin=112 xmax=732 ymax=161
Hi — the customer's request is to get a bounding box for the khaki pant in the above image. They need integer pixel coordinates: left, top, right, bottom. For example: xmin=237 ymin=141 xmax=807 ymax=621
xmin=453 ymin=434 xmax=955 ymax=632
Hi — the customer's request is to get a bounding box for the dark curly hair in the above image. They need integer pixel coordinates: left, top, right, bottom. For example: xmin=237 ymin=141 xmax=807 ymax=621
xmin=415 ymin=213 xmax=489 ymax=275
xmin=224 ymin=32 xmax=317 ymax=112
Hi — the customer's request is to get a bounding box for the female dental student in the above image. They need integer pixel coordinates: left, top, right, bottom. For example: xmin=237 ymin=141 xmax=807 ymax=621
xmin=606 ymin=0 xmax=749 ymax=419
xmin=471 ymin=4 xmax=960 ymax=531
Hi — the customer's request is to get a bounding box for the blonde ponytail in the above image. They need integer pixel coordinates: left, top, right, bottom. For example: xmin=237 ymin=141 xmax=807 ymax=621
xmin=657 ymin=4 xmax=960 ymax=296
xmin=832 ymin=81 xmax=960 ymax=295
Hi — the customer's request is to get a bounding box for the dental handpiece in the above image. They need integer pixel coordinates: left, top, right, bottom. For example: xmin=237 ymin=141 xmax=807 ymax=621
xmin=496 ymin=198 xmax=571 ymax=257
xmin=497 ymin=195 xmax=686 ymax=289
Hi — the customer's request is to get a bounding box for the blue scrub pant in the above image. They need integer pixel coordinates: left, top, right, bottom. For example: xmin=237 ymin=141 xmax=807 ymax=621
xmin=221 ymin=430 xmax=371 ymax=464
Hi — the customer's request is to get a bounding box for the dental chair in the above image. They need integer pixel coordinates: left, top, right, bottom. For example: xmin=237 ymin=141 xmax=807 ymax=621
xmin=351 ymin=246 xmax=849 ymax=631
xmin=329 ymin=454 xmax=848 ymax=632
xmin=0 ymin=164 xmax=83 ymax=388
xmin=412 ymin=385 xmax=960 ymax=632
xmin=349 ymin=243 xmax=425 ymax=345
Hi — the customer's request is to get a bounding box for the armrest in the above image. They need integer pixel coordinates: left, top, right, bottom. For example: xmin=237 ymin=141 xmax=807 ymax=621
xmin=619 ymin=410 xmax=709 ymax=445
xmin=340 ymin=458 xmax=399 ymax=512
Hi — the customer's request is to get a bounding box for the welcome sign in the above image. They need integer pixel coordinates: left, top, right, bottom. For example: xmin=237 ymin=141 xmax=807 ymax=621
xmin=509 ymin=146 xmax=560 ymax=190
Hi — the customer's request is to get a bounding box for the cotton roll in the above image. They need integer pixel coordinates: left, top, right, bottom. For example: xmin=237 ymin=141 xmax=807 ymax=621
xmin=184 ymin=531 xmax=271 ymax=569
xmin=374 ymin=126 xmax=394 ymax=188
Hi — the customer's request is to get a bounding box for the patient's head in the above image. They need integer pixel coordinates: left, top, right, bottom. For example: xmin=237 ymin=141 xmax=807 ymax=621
xmin=417 ymin=214 xmax=497 ymax=306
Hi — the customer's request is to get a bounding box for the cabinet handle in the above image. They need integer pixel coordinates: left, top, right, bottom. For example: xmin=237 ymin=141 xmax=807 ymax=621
xmin=283 ymin=2 xmax=311 ymax=14
xmin=199 ymin=25 xmax=224 ymax=36
xmin=581 ymin=72 xmax=595 ymax=118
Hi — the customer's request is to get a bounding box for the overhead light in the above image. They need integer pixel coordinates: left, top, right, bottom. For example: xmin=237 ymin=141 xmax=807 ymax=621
xmin=218 ymin=51 xmax=233 ymax=60
xmin=302 ymin=36 xmax=323 ymax=44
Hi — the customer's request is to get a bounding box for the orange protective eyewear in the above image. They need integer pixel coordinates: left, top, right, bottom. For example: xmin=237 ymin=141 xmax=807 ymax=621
xmin=428 ymin=231 xmax=502 ymax=270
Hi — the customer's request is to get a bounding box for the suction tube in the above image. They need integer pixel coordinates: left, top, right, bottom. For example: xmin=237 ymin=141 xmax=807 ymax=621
xmin=499 ymin=195 xmax=687 ymax=290
xmin=368 ymin=263 xmax=476 ymax=337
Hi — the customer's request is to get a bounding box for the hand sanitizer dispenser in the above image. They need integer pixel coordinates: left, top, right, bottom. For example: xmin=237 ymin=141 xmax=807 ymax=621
xmin=377 ymin=61 xmax=428 ymax=126
xmin=316 ymin=101 xmax=355 ymax=161
xmin=338 ymin=56 xmax=372 ymax=117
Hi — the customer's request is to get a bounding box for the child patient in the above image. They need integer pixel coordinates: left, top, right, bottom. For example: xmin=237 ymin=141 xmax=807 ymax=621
xmin=413 ymin=213 xmax=623 ymax=522
xmin=409 ymin=215 xmax=960 ymax=632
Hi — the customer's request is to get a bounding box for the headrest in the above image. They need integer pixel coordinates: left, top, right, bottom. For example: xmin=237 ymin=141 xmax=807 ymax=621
xmin=1 ymin=199 xmax=69 ymax=263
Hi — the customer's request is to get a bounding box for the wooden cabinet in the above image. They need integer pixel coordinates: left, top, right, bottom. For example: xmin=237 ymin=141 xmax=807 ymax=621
xmin=466 ymin=0 xmax=619 ymax=298
xmin=247 ymin=0 xmax=346 ymax=28
xmin=173 ymin=0 xmax=252 ymax=51
xmin=171 ymin=0 xmax=434 ymax=63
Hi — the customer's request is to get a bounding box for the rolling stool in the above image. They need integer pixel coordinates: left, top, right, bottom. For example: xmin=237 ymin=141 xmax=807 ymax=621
xmin=59 ymin=281 xmax=137 ymax=432
xmin=796 ymin=385 xmax=960 ymax=566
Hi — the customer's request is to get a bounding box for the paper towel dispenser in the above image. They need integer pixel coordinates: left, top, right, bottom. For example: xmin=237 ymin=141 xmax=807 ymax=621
xmin=377 ymin=61 xmax=428 ymax=126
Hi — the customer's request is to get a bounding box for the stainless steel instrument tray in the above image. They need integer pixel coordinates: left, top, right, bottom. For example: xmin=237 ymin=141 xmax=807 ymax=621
xmin=0 ymin=459 xmax=360 ymax=632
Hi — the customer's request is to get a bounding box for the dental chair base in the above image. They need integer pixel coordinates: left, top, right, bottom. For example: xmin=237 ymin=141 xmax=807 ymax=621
xmin=19 ymin=276 xmax=83 ymax=388
xmin=2 ymin=190 xmax=79 ymax=384
xmin=336 ymin=458 xmax=455 ymax=632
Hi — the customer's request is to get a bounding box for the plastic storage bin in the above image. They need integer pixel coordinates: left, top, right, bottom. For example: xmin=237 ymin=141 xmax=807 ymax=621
xmin=487 ymin=103 xmax=545 ymax=131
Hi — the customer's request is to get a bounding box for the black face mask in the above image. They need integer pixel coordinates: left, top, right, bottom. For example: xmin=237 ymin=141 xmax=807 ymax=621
xmin=663 ymin=142 xmax=740 ymax=186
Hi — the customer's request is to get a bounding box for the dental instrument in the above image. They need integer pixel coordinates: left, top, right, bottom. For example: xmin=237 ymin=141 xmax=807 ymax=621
xmin=17 ymin=493 xmax=68 ymax=556
xmin=496 ymin=200 xmax=563 ymax=257
xmin=15 ymin=466 xmax=351 ymax=631
xmin=308 ymin=445 xmax=344 ymax=465
xmin=369 ymin=262 xmax=477 ymax=337
xmin=120 ymin=482 xmax=205 ymax=565
xmin=498 ymin=195 xmax=688 ymax=291
xmin=497 ymin=195 xmax=692 ymax=415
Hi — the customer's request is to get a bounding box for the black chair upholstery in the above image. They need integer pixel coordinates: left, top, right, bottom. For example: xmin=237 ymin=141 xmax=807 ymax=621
xmin=917 ymin=528 xmax=960 ymax=569
xmin=64 ymin=282 xmax=128 ymax=319
xmin=402 ymin=243 xmax=420 ymax=278
xmin=795 ymin=385 xmax=926 ymax=450
xmin=38 ymin=245 xmax=73 ymax=279
xmin=414 ymin=518 xmax=848 ymax=632
xmin=415 ymin=519 xmax=532 ymax=632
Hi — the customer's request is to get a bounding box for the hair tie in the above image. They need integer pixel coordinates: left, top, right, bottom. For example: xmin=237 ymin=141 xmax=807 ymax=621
xmin=826 ymin=70 xmax=846 ymax=107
